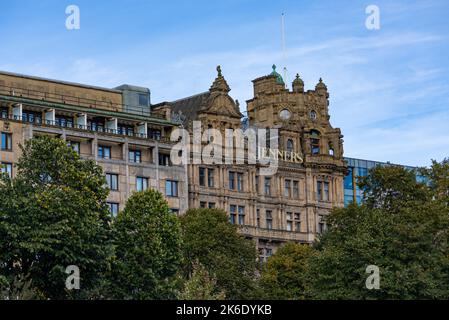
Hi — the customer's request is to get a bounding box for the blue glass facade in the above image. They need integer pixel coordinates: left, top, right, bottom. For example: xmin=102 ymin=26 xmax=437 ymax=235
xmin=343 ymin=157 xmax=422 ymax=206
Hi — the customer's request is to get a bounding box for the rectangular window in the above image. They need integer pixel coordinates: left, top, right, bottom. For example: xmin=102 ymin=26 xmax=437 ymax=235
xmin=0 ymin=162 xmax=12 ymax=178
xmin=106 ymin=173 xmax=118 ymax=191
xmin=229 ymin=205 xmax=237 ymax=224
xmin=67 ymin=141 xmax=80 ymax=154
xmin=170 ymin=208 xmax=179 ymax=215
xmin=1 ymin=132 xmax=12 ymax=151
xmin=286 ymin=212 xmax=293 ymax=231
xmin=107 ymin=202 xmax=119 ymax=217
xmin=56 ymin=116 xmax=73 ymax=128
xmin=266 ymin=210 xmax=273 ymax=229
xmin=256 ymin=209 xmax=260 ymax=227
xmin=323 ymin=182 xmax=329 ymax=201
xmin=1 ymin=108 xmax=8 ymax=119
xmin=255 ymin=175 xmax=259 ymax=194
xmin=284 ymin=179 xmax=291 ymax=197
xmin=264 ymin=177 xmax=271 ymax=195
xmin=166 ymin=180 xmax=178 ymax=197
xmin=317 ymin=181 xmax=323 ymax=201
xmin=200 ymin=201 xmax=207 ymax=208
xmin=138 ymin=93 xmax=149 ymax=106
xmin=318 ymin=215 xmax=325 ymax=234
xmin=208 ymin=202 xmax=215 ymax=209
xmin=238 ymin=206 xmax=245 ymax=225
xmin=237 ymin=173 xmax=244 ymax=192
xmin=208 ymin=169 xmax=215 ymax=187
xmin=89 ymin=121 xmax=104 ymax=132
xmin=22 ymin=111 xmax=42 ymax=124
xmin=266 ymin=248 xmax=273 ymax=258
xmin=159 ymin=153 xmax=171 ymax=166
xmin=118 ymin=124 xmax=134 ymax=136
xmin=136 ymin=177 xmax=148 ymax=191
xmin=293 ymin=181 xmax=299 ymax=198
xmin=295 ymin=213 xmax=301 ymax=232
xmin=149 ymin=129 xmax=161 ymax=140
xmin=199 ymin=167 xmax=206 ymax=186
xmin=98 ymin=145 xmax=111 ymax=159
xmin=129 ymin=150 xmax=142 ymax=163
xmin=229 ymin=171 xmax=235 ymax=190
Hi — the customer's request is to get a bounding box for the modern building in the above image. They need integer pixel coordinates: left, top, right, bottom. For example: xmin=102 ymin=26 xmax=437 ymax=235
xmin=343 ymin=157 xmax=422 ymax=206
xmin=0 ymin=70 xmax=189 ymax=215
xmin=153 ymin=65 xmax=347 ymax=260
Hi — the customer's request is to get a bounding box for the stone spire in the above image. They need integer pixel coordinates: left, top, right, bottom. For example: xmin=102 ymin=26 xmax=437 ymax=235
xmin=292 ymin=73 xmax=304 ymax=93
xmin=209 ymin=65 xmax=230 ymax=93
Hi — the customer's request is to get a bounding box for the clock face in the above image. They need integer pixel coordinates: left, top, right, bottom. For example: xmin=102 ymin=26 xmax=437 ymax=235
xmin=310 ymin=110 xmax=317 ymax=120
xmin=279 ymin=108 xmax=292 ymax=121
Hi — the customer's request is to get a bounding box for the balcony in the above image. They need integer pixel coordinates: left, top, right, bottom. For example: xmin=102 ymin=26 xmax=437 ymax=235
xmin=238 ymin=225 xmax=309 ymax=242
xmin=0 ymin=112 xmax=172 ymax=143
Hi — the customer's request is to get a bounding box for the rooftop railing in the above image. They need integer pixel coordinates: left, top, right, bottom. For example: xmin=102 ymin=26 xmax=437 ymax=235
xmin=0 ymin=112 xmax=172 ymax=143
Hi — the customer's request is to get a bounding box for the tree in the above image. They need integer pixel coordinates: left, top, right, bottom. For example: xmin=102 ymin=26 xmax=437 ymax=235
xmin=258 ymin=242 xmax=315 ymax=300
xmin=180 ymin=208 xmax=258 ymax=300
xmin=0 ymin=136 xmax=112 ymax=299
xmin=421 ymin=158 xmax=449 ymax=205
xmin=106 ymin=189 xmax=182 ymax=299
xmin=179 ymin=261 xmax=225 ymax=300
xmin=307 ymin=164 xmax=449 ymax=299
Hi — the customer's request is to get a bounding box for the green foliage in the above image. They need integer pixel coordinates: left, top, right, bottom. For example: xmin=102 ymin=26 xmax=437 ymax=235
xmin=105 ymin=189 xmax=182 ymax=299
xmin=421 ymin=158 xmax=449 ymax=205
xmin=0 ymin=136 xmax=112 ymax=299
xmin=307 ymin=164 xmax=449 ymax=299
xmin=180 ymin=208 xmax=258 ymax=300
xmin=358 ymin=165 xmax=429 ymax=211
xmin=258 ymin=243 xmax=315 ymax=300
xmin=179 ymin=261 xmax=225 ymax=300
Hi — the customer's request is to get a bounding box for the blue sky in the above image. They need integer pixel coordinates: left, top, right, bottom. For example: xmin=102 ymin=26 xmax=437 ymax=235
xmin=1 ymin=0 xmax=448 ymax=166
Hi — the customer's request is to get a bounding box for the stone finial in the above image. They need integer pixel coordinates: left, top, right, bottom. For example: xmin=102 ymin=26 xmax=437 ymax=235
xmin=210 ymin=65 xmax=230 ymax=93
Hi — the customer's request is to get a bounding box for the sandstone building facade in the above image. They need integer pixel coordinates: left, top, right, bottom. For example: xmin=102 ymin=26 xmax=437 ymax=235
xmin=0 ymin=67 xmax=347 ymax=260
xmin=0 ymin=71 xmax=188 ymax=215
xmin=154 ymin=66 xmax=347 ymax=259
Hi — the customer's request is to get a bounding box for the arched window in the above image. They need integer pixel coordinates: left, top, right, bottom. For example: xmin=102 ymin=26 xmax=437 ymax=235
xmin=310 ymin=110 xmax=317 ymax=120
xmin=286 ymin=139 xmax=294 ymax=153
xmin=310 ymin=130 xmax=320 ymax=155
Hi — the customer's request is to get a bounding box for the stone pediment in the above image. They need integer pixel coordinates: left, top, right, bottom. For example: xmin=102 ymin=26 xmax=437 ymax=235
xmin=202 ymin=93 xmax=242 ymax=118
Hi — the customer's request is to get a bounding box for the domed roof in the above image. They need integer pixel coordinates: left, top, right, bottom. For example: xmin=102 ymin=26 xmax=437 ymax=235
xmin=270 ymin=64 xmax=284 ymax=84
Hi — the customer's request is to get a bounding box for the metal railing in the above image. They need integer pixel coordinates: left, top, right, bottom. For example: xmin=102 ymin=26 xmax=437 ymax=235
xmin=0 ymin=84 xmax=166 ymax=119
xmin=0 ymin=113 xmax=172 ymax=143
